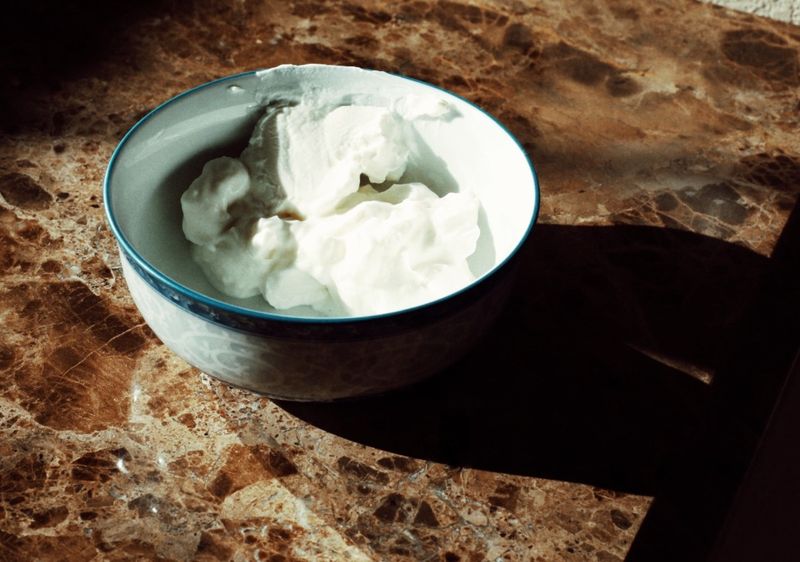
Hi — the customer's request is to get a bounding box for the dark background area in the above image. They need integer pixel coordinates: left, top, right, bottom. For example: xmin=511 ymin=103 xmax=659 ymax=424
xmin=0 ymin=2 xmax=164 ymax=78
xmin=0 ymin=1 xmax=164 ymax=133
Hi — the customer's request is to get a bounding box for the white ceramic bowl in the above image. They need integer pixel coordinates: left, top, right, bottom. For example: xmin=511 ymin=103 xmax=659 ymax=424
xmin=104 ymin=64 xmax=539 ymax=401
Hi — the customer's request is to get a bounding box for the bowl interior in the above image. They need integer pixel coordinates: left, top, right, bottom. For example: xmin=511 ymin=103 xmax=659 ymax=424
xmin=106 ymin=65 xmax=538 ymax=318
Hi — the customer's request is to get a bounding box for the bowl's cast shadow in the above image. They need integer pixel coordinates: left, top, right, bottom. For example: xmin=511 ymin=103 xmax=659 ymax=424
xmin=279 ymin=214 xmax=799 ymax=562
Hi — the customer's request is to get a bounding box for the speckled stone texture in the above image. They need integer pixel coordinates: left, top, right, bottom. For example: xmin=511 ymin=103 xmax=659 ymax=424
xmin=0 ymin=1 xmax=798 ymax=561
xmin=707 ymin=0 xmax=800 ymax=26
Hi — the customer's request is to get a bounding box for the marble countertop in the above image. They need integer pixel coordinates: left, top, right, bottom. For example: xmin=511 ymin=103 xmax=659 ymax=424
xmin=1 ymin=1 xmax=798 ymax=560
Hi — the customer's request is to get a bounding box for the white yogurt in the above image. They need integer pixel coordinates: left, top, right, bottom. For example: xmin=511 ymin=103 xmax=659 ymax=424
xmin=181 ymin=98 xmax=480 ymax=316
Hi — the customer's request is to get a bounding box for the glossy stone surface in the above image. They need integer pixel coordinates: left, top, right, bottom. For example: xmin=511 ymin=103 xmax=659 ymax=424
xmin=1 ymin=1 xmax=798 ymax=560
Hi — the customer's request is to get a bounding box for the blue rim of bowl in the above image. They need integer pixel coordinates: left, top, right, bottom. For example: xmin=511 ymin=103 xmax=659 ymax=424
xmin=104 ymin=65 xmax=541 ymax=327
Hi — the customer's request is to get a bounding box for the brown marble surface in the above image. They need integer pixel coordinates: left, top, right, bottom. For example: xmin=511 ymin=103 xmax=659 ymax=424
xmin=1 ymin=1 xmax=799 ymax=560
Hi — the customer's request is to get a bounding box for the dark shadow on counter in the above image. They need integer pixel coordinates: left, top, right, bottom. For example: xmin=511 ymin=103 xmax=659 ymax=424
xmin=278 ymin=215 xmax=800 ymax=562
xmin=0 ymin=1 xmax=168 ymax=134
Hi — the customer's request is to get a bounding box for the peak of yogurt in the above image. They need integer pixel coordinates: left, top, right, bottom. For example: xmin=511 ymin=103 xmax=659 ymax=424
xmin=242 ymin=103 xmax=411 ymax=218
xmin=181 ymin=95 xmax=480 ymax=317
